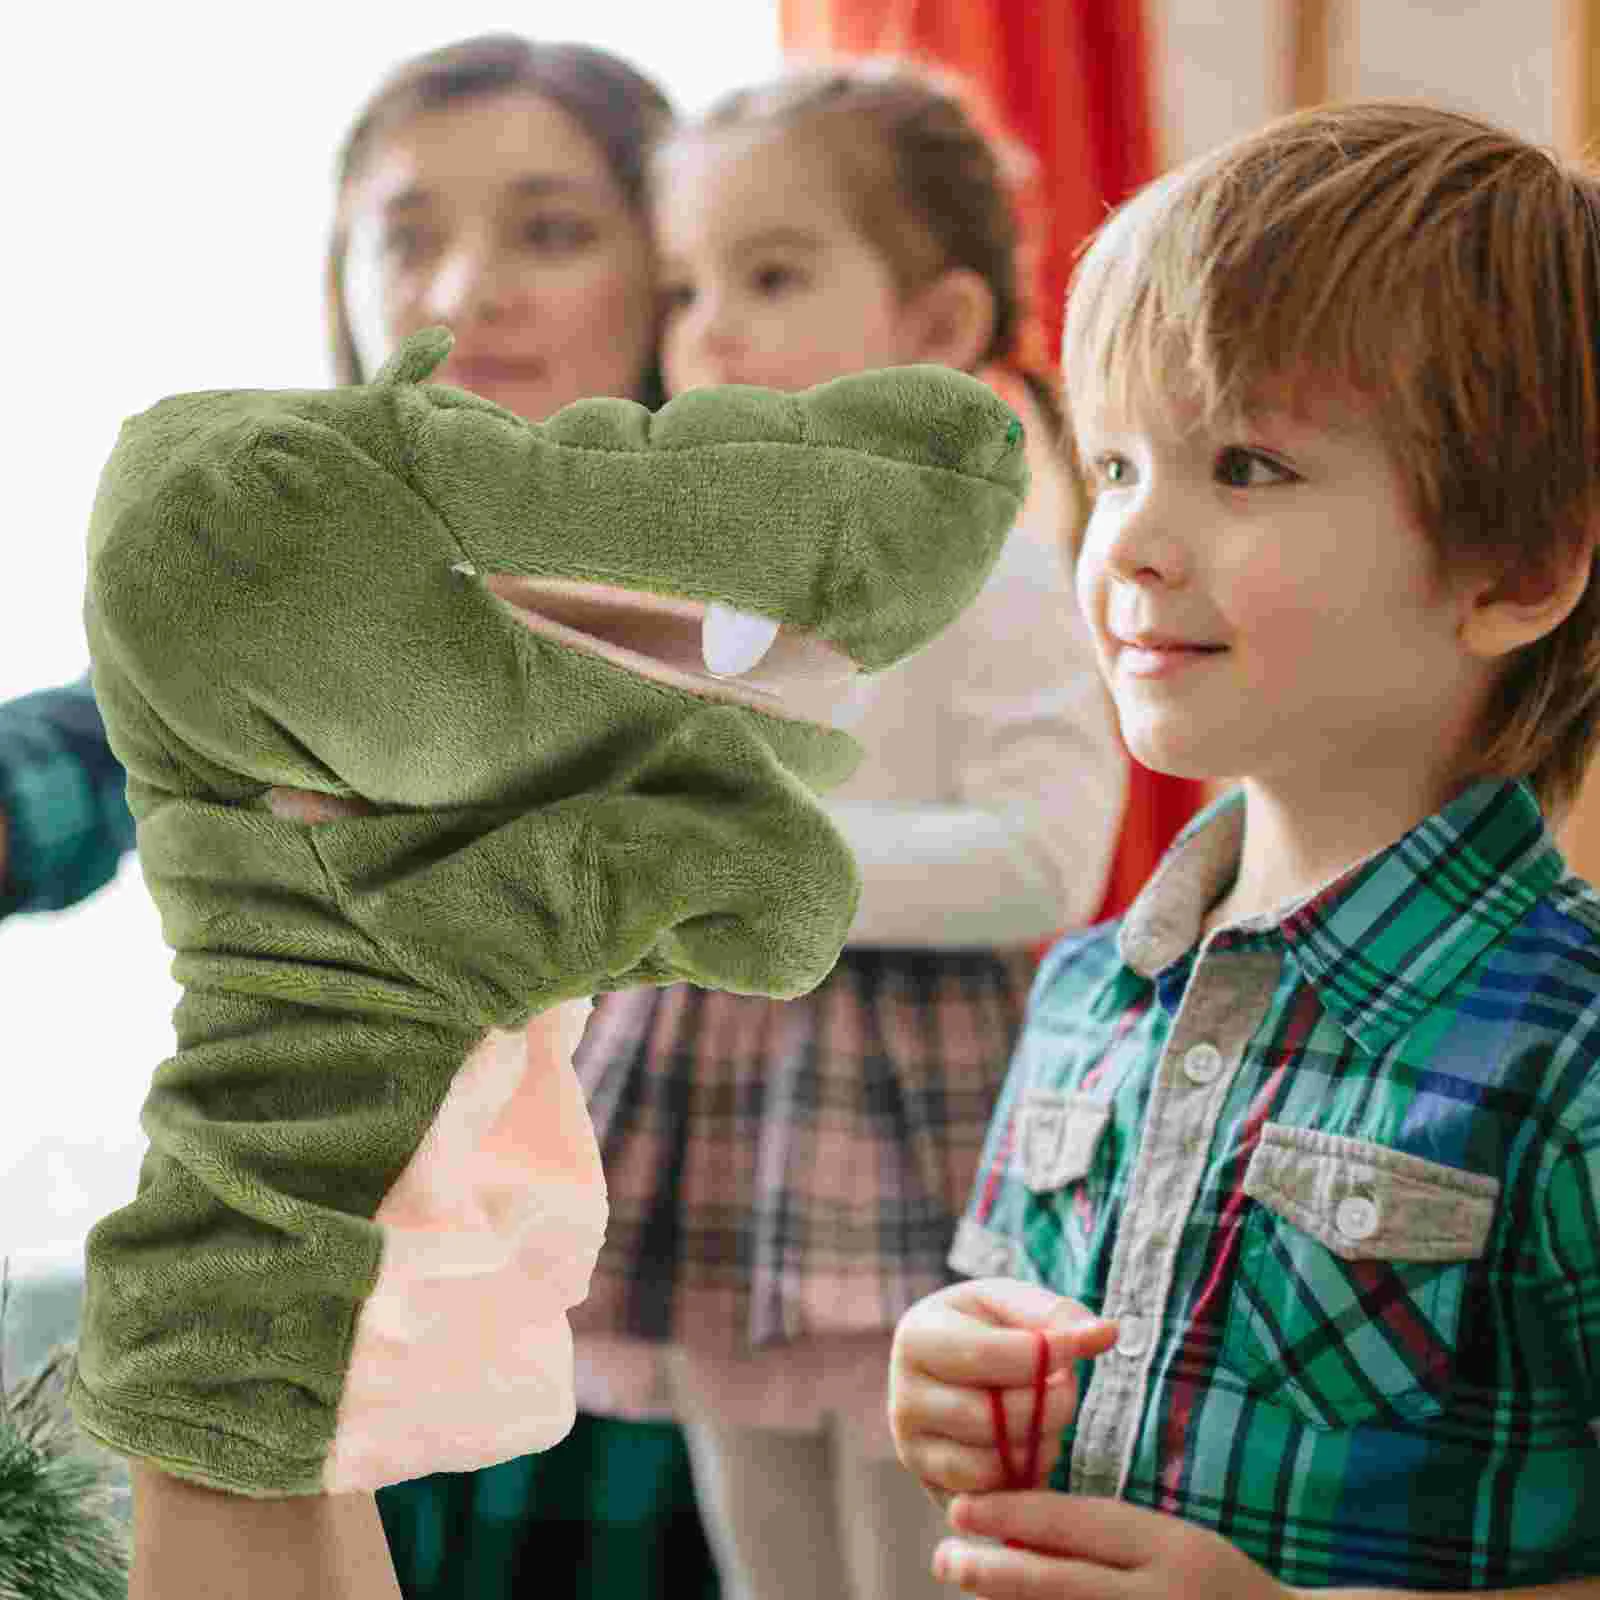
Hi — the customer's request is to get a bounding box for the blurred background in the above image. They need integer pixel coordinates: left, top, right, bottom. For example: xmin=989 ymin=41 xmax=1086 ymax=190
xmin=0 ymin=0 xmax=1577 ymax=1269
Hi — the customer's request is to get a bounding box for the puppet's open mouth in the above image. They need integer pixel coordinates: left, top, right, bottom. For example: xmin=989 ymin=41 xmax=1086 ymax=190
xmin=482 ymin=576 xmax=863 ymax=731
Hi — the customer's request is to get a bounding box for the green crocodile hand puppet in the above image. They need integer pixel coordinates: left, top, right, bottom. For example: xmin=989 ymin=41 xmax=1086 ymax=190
xmin=68 ymin=327 xmax=1026 ymax=1497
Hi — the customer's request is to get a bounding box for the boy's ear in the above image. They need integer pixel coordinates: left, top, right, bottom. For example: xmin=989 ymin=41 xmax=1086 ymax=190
xmin=1457 ymin=529 xmax=1597 ymax=659
xmin=904 ymin=267 xmax=996 ymax=373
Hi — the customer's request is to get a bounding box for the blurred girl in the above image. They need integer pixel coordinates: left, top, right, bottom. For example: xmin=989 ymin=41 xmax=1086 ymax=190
xmin=567 ymin=64 xmax=1125 ymax=1600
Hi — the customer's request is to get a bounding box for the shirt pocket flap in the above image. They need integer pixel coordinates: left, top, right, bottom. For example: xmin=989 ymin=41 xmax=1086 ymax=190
xmin=1242 ymin=1121 xmax=1499 ymax=1263
xmin=949 ymin=1217 xmax=1021 ymax=1280
xmin=1018 ymin=1090 xmax=1110 ymax=1193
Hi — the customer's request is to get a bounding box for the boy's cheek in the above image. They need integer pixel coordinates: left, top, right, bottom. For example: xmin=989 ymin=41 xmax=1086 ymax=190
xmin=1216 ymin=565 xmax=1309 ymax=630
xmin=1217 ymin=574 xmax=1346 ymax=673
xmin=1072 ymin=566 xmax=1116 ymax=672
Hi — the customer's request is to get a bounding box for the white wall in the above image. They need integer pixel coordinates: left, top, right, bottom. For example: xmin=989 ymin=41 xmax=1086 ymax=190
xmin=1152 ymin=0 xmax=1557 ymax=162
xmin=1349 ymin=0 xmax=1554 ymax=144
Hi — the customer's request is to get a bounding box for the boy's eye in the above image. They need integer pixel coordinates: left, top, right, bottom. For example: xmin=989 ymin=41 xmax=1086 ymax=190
xmin=1089 ymin=453 xmax=1135 ymax=490
xmin=1215 ymin=447 xmax=1296 ymax=488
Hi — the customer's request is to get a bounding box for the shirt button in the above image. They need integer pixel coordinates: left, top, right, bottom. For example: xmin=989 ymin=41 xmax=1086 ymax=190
xmin=1335 ymin=1194 xmax=1380 ymax=1242
xmin=1182 ymin=1043 xmax=1224 ymax=1085
xmin=1115 ymin=1315 xmax=1151 ymax=1357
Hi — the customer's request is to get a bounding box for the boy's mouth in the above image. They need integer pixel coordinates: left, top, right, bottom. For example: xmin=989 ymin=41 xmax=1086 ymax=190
xmin=1114 ymin=632 xmax=1229 ymax=679
xmin=1115 ymin=630 xmax=1227 ymax=652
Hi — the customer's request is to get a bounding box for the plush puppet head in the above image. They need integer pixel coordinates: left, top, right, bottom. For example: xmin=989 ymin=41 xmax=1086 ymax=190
xmin=70 ymin=331 xmax=1030 ymax=1496
xmin=84 ymin=327 xmax=1027 ymax=1003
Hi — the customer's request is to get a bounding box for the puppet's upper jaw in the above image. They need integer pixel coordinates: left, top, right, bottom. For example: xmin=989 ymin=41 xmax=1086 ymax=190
xmin=483 ymin=576 xmax=865 ymax=733
xmin=416 ymin=356 xmax=1029 ymax=679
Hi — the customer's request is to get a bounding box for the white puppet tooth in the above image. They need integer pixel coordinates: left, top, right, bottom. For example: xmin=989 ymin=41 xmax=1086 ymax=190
xmin=702 ymin=603 xmax=782 ymax=677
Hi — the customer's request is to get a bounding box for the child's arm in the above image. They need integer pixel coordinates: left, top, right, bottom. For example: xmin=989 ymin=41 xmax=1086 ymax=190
xmin=130 ymin=1463 xmax=403 ymax=1599
xmin=930 ymin=1493 xmax=1600 ymax=1599
xmin=888 ymin=1277 xmax=1118 ymax=1503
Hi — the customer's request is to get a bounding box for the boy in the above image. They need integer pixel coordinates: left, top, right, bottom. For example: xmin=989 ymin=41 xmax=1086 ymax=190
xmin=889 ymin=102 xmax=1600 ymax=1596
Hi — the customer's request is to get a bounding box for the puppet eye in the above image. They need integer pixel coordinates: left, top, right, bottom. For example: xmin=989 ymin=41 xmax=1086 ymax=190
xmin=702 ymin=603 xmax=782 ymax=677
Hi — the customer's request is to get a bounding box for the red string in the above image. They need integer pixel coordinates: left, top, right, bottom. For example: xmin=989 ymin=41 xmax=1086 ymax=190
xmin=1020 ymin=1326 xmax=1050 ymax=1487
xmin=986 ymin=1327 xmax=1051 ymax=1550
xmin=986 ymin=1386 xmax=1019 ymax=1487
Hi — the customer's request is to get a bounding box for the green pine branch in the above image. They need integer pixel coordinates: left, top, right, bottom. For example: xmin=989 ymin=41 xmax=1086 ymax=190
xmin=0 ymin=1259 xmax=130 ymax=1599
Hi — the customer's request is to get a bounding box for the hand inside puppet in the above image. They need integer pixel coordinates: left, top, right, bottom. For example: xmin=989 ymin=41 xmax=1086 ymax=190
xmin=67 ymin=328 xmax=1027 ymax=1497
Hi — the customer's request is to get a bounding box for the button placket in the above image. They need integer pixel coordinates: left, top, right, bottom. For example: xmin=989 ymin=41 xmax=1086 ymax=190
xmin=1119 ymin=1040 xmax=1224 ymax=1329
xmin=1068 ymin=949 xmax=1283 ymax=1501
xmin=1083 ymin=1041 xmax=1226 ymax=1463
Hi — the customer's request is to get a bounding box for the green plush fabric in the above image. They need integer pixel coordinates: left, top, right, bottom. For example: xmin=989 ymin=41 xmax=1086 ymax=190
xmin=67 ymin=328 xmax=1026 ymax=1496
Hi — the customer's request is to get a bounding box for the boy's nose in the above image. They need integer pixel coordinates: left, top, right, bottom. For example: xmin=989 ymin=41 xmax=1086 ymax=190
xmin=1101 ymin=493 xmax=1188 ymax=587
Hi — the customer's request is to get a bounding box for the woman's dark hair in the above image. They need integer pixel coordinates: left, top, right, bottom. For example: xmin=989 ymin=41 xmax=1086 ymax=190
xmin=326 ymin=34 xmax=673 ymax=404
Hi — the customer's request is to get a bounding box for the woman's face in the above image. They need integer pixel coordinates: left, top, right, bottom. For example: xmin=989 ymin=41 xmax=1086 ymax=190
xmin=343 ymin=89 xmax=657 ymax=421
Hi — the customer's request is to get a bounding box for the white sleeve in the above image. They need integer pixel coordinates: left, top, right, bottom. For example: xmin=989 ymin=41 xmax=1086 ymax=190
xmin=826 ymin=530 xmax=1125 ymax=949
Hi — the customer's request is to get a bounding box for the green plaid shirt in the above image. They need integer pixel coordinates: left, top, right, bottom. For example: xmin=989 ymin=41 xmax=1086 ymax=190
xmin=952 ymin=778 xmax=1600 ymax=1591
xmin=0 ymin=673 xmax=134 ymax=917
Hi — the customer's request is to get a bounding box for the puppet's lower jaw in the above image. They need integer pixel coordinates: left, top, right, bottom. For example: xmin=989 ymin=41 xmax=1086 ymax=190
xmin=323 ymin=1003 xmax=606 ymax=1492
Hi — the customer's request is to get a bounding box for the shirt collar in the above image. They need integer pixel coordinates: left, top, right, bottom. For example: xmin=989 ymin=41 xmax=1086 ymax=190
xmin=1117 ymin=778 xmax=1566 ymax=1055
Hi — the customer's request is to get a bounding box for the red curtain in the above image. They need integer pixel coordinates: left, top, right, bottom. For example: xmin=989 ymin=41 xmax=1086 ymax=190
xmin=778 ymin=0 xmax=1207 ymax=927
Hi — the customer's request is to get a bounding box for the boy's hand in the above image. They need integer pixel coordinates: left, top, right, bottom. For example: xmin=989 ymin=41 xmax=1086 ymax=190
xmin=934 ymin=1492 xmax=1293 ymax=1599
xmin=889 ymin=1279 xmax=1118 ymax=1499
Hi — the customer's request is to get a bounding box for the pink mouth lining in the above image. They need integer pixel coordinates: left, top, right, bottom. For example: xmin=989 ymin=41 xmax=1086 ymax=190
xmin=484 ymin=576 xmax=864 ymax=732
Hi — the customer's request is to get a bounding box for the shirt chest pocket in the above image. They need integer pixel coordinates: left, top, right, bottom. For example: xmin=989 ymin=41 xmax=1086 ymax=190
xmin=1221 ymin=1121 xmax=1499 ymax=1431
xmin=1018 ymin=1089 xmax=1111 ymax=1254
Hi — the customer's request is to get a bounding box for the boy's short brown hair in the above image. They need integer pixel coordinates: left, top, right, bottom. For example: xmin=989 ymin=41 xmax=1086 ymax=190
xmin=1064 ymin=101 xmax=1600 ymax=819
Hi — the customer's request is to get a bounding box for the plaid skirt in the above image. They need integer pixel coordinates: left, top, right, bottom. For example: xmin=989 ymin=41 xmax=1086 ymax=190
xmin=569 ymin=946 xmax=1035 ymax=1355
